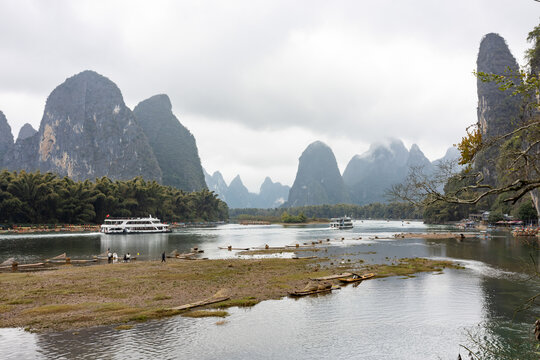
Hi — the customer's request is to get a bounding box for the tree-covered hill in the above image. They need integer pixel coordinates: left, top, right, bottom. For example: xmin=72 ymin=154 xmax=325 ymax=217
xmin=0 ymin=170 xmax=228 ymax=225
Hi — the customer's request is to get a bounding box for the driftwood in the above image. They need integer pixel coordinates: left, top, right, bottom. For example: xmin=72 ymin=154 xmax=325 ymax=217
xmin=310 ymin=272 xmax=353 ymax=281
xmin=69 ymin=259 xmax=97 ymax=264
xmin=169 ymin=290 xmax=230 ymax=311
xmin=0 ymin=257 xmax=15 ymax=266
xmin=288 ymin=285 xmax=340 ymax=297
xmin=0 ymin=262 xmax=47 ymax=271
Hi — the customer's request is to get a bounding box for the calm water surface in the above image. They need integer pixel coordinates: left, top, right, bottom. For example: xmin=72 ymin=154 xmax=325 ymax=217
xmin=1 ymin=220 xmax=539 ymax=359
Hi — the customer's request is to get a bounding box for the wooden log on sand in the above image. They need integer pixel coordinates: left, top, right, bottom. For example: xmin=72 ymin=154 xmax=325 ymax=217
xmin=169 ymin=290 xmax=230 ymax=311
xmin=0 ymin=262 xmax=46 ymax=271
xmin=0 ymin=257 xmax=15 ymax=266
xmin=310 ymin=272 xmax=353 ymax=281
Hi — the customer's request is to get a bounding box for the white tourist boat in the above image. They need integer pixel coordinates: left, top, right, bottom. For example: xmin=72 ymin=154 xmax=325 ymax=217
xmin=330 ymin=216 xmax=354 ymax=229
xmin=100 ymin=215 xmax=170 ymax=234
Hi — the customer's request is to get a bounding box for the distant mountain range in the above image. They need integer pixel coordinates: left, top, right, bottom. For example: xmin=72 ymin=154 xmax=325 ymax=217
xmin=204 ymin=170 xmax=290 ymax=209
xmin=207 ymin=139 xmax=459 ymax=208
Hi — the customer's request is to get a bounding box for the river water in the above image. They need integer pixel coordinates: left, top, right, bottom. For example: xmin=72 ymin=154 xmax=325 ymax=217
xmin=0 ymin=220 xmax=539 ymax=359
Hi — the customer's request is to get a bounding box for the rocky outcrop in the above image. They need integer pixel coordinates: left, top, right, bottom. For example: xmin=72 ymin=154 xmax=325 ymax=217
xmin=4 ymin=70 xmax=162 ymax=182
xmin=406 ymin=144 xmax=433 ymax=171
xmin=134 ymin=94 xmax=206 ymax=191
xmin=254 ymin=177 xmax=290 ymax=208
xmin=225 ymin=175 xmax=252 ymax=208
xmin=287 ymin=141 xmax=349 ymax=207
xmin=16 ymin=123 xmax=37 ymax=142
xmin=476 ymin=33 xmax=523 ymax=183
xmin=477 ymin=33 xmax=522 ymax=138
xmin=0 ymin=111 xmax=14 ymax=166
xmin=204 ymin=169 xmax=229 ymax=201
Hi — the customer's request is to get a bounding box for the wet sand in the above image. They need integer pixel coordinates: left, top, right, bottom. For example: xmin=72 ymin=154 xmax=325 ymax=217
xmin=0 ymin=255 xmax=461 ymax=333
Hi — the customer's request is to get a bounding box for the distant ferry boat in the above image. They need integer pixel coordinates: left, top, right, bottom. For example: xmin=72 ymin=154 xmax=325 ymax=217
xmin=100 ymin=215 xmax=170 ymax=234
xmin=330 ymin=216 xmax=353 ymax=229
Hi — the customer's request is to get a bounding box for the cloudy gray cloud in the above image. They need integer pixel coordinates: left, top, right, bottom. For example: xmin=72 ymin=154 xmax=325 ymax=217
xmin=0 ymin=0 xmax=538 ymax=191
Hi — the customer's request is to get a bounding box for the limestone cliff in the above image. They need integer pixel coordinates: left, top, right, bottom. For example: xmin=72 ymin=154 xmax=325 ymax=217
xmin=254 ymin=177 xmax=290 ymax=208
xmin=225 ymin=175 xmax=252 ymax=208
xmin=204 ymin=169 xmax=229 ymax=201
xmin=0 ymin=111 xmax=14 ymax=167
xmin=287 ymin=141 xmax=349 ymax=207
xmin=5 ymin=71 xmax=162 ymax=182
xmin=476 ymin=33 xmax=522 ymax=182
xmin=134 ymin=94 xmax=206 ymax=191
xmin=16 ymin=123 xmax=37 ymax=142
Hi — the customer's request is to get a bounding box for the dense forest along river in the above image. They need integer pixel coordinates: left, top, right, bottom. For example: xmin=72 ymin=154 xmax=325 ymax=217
xmin=1 ymin=220 xmax=539 ymax=359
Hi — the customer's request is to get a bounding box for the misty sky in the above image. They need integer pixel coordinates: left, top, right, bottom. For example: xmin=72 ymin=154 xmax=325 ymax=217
xmin=1 ymin=1 xmax=538 ymax=192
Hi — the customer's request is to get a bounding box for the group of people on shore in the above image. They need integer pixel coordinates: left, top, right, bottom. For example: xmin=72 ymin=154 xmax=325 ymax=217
xmin=107 ymin=248 xmax=131 ymax=263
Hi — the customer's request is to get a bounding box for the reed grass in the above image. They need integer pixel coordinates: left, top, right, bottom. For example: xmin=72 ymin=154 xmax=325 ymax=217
xmin=182 ymin=310 xmax=229 ymax=318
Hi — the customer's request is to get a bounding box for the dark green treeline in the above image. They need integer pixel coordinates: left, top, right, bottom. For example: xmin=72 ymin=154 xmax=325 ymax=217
xmin=229 ymin=202 xmax=422 ymax=221
xmin=0 ymin=170 xmax=228 ymax=224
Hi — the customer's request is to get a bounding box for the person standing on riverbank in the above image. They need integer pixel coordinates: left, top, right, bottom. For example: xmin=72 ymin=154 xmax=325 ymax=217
xmin=161 ymin=252 xmax=166 ymax=262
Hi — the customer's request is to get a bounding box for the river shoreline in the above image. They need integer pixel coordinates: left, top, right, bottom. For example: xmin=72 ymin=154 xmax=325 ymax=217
xmin=0 ymin=256 xmax=461 ymax=333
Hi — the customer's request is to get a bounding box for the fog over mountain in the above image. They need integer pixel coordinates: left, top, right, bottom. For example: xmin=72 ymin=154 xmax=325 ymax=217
xmin=205 ymin=170 xmax=290 ymax=209
xmin=1 ymin=1 xmax=537 ymax=192
xmin=208 ymin=138 xmax=461 ymax=208
xmin=343 ymin=139 xmax=440 ymax=205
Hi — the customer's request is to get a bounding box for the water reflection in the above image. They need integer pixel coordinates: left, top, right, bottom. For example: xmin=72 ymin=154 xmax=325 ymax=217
xmin=1 ymin=221 xmax=539 ymax=359
xmin=3 ymin=274 xmax=487 ymax=360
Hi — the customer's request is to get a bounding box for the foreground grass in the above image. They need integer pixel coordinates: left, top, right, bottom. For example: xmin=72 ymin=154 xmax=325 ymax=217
xmin=0 ymin=256 xmax=461 ymax=332
xmin=182 ymin=310 xmax=229 ymax=318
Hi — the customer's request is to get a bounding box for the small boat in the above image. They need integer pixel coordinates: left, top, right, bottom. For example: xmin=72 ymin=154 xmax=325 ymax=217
xmin=100 ymin=215 xmax=169 ymax=234
xmin=330 ymin=216 xmax=353 ymax=229
xmin=338 ymin=273 xmax=375 ymax=283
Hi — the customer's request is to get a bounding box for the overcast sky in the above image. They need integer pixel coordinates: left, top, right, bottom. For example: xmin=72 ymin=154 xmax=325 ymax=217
xmin=1 ymin=1 xmax=538 ymax=192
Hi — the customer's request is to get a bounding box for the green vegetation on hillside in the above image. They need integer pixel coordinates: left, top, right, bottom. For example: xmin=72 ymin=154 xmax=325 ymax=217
xmin=280 ymin=211 xmax=307 ymax=223
xmin=230 ymin=202 xmax=422 ymax=221
xmin=0 ymin=170 xmax=228 ymax=225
